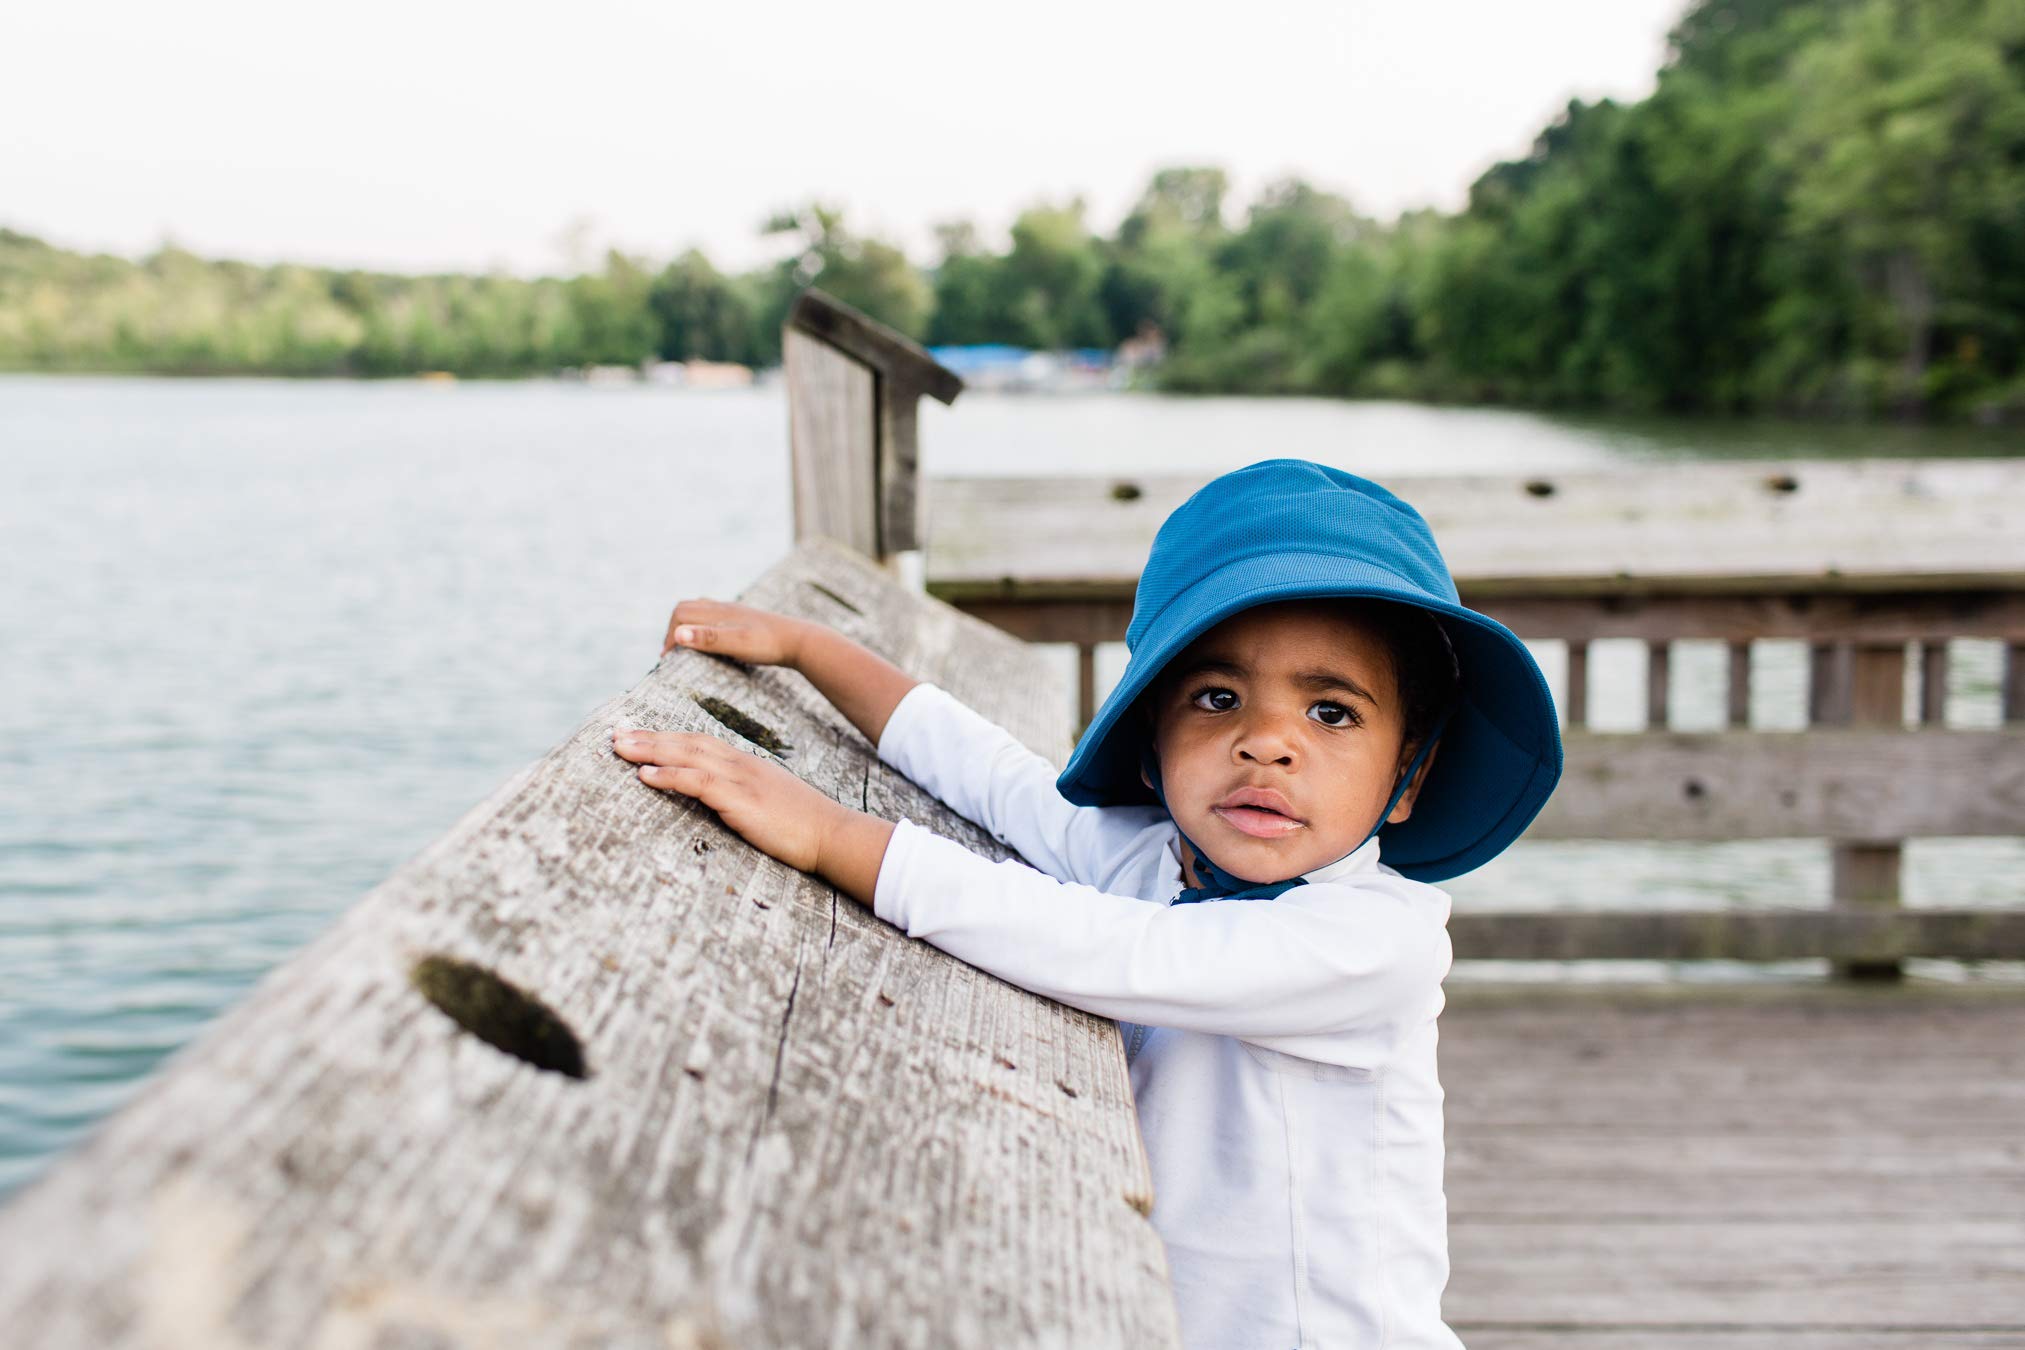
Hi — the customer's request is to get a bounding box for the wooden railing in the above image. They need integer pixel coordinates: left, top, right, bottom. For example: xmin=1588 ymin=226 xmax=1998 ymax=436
xmin=0 ymin=293 xmax=1181 ymax=1348
xmin=923 ymin=458 xmax=2025 ymax=978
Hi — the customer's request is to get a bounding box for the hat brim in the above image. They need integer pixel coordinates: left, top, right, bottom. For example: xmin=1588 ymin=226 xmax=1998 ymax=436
xmin=1054 ymin=552 xmax=1562 ymax=883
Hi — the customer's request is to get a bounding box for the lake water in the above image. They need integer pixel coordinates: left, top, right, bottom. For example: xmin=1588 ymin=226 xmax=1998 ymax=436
xmin=3 ymin=373 xmax=2020 ymax=1198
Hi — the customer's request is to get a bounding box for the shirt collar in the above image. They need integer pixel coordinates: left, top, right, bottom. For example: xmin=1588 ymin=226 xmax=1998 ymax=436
xmin=1300 ymin=834 xmax=1383 ymax=884
xmin=1166 ymin=830 xmax=1383 ymax=887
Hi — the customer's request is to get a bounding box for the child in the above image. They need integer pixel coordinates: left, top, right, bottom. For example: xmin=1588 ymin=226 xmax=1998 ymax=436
xmin=614 ymin=458 xmax=1563 ymax=1349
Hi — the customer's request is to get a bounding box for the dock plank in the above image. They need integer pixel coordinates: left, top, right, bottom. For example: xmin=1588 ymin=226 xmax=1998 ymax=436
xmin=1441 ymin=985 xmax=2025 ymax=1339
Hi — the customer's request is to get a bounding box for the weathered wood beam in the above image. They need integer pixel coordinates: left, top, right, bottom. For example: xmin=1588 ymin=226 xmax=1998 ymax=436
xmin=1726 ymin=640 xmax=1752 ymax=728
xmin=785 ymin=327 xmax=881 ymax=560
xmin=1450 ymin=908 xmax=2025 ymax=962
xmin=1921 ymin=640 xmax=1950 ymax=725
xmin=0 ymin=537 xmax=1178 ymax=1350
xmin=1830 ymin=642 xmax=1912 ymax=979
xmin=925 ymin=465 xmax=2025 ymax=603
xmin=786 ymin=290 xmax=962 ymax=562
xmin=944 ymin=588 xmax=2025 ymax=645
xmin=787 ymin=290 xmax=964 ymax=407
xmin=1478 ymin=591 xmax=2025 ymax=643
xmin=1533 ymin=728 xmax=2025 ymax=841
xmin=1566 ymin=640 xmax=1590 ymax=730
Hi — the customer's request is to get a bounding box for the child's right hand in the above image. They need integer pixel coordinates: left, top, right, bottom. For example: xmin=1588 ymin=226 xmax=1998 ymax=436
xmin=660 ymin=598 xmax=813 ymax=669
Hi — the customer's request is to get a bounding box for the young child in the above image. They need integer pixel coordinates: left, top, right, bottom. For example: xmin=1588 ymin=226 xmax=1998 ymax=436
xmin=614 ymin=458 xmax=1563 ymax=1349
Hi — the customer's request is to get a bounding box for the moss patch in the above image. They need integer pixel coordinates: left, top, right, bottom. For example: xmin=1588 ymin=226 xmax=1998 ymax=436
xmin=804 ymin=580 xmax=864 ymax=615
xmin=692 ymin=694 xmax=794 ymax=757
xmin=410 ymin=954 xmax=589 ymax=1080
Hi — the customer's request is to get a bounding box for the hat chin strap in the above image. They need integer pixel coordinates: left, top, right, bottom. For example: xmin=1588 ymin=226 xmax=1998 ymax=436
xmin=1355 ymin=703 xmax=1451 ymax=856
xmin=1139 ymin=703 xmax=1452 ymax=889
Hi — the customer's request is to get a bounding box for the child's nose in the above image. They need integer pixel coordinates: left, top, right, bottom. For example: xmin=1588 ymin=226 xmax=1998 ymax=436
xmin=1235 ymin=715 xmax=1299 ymax=765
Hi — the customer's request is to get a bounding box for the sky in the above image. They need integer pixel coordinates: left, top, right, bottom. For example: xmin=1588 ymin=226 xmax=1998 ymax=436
xmin=2 ymin=0 xmax=1690 ymax=277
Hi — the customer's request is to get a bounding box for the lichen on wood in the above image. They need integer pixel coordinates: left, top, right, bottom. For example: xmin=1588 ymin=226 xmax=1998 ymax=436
xmin=691 ymin=692 xmax=795 ymax=757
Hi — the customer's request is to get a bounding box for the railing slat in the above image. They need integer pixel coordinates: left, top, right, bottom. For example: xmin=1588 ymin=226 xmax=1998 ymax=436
xmin=1566 ymin=640 xmax=1589 ymax=730
xmin=1529 ymin=728 xmax=2025 ymax=841
xmin=1830 ymin=643 xmax=1910 ymax=980
xmin=1921 ymin=640 xmax=1950 ymax=726
xmin=1451 ymin=908 xmax=2025 ymax=963
xmin=1727 ymin=640 xmax=1752 ymax=729
xmin=1646 ymin=640 xmax=1671 ymax=730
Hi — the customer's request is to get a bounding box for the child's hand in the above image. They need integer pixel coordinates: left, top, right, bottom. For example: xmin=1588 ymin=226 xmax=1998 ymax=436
xmin=611 ymin=726 xmax=845 ymax=874
xmin=661 ymin=598 xmax=812 ymax=667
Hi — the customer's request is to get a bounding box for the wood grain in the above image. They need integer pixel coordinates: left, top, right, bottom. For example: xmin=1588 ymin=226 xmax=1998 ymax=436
xmin=785 ymin=327 xmax=880 ymax=561
xmin=926 ymin=462 xmax=2025 ymax=599
xmin=1534 ymin=728 xmax=2025 ymax=841
xmin=1441 ymin=985 xmax=2025 ymax=1337
xmin=1451 ymin=907 xmax=2025 ymax=962
xmin=954 ymin=590 xmax=2025 ymax=646
xmin=787 ymin=289 xmax=963 ymax=406
xmin=786 ymin=289 xmax=962 ymax=559
xmin=0 ymin=537 xmax=1178 ymax=1350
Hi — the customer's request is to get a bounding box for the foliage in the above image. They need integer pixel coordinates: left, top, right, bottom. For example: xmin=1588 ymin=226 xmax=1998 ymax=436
xmin=4 ymin=0 xmax=2021 ymax=419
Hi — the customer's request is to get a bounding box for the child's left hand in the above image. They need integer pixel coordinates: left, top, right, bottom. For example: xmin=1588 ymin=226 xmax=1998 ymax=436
xmin=611 ymin=726 xmax=844 ymax=874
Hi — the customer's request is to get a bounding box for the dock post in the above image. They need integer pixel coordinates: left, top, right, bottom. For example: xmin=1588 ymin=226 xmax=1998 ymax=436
xmin=783 ymin=288 xmax=962 ymax=578
xmin=1564 ymin=640 xmax=1589 ymax=728
xmin=1726 ymin=641 xmax=1752 ymax=728
xmin=1821 ymin=640 xmax=1909 ymax=981
xmin=1645 ymin=640 xmax=1672 ymax=729
xmin=2007 ymin=642 xmax=2025 ymax=725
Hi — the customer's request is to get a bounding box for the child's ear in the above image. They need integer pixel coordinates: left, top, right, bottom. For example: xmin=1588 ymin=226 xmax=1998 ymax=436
xmin=1386 ymin=740 xmax=1441 ymax=824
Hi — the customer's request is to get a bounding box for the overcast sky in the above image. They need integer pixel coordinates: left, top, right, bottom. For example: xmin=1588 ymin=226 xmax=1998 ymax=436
xmin=3 ymin=0 xmax=1690 ymax=276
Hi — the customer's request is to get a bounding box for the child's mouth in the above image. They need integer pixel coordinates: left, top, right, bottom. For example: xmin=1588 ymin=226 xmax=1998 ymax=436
xmin=1211 ymin=805 xmax=1306 ymax=839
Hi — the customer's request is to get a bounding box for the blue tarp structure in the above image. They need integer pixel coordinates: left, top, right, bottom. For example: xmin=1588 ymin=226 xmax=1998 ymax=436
xmin=926 ymin=344 xmax=1034 ymax=375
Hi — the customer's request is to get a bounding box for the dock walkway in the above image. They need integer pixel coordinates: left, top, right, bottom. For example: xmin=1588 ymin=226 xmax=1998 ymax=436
xmin=1441 ymin=982 xmax=2025 ymax=1347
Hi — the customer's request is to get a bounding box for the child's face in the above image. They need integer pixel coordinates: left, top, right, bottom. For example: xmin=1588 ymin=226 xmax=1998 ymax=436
xmin=1139 ymin=598 xmax=1436 ymax=885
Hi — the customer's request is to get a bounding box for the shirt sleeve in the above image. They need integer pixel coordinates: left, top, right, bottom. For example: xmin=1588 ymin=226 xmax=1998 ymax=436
xmin=875 ymin=681 xmax=1167 ymax=891
xmin=872 ymin=816 xmax=1451 ymax=1066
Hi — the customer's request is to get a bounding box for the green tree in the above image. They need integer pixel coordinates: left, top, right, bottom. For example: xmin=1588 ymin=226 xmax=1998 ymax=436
xmin=649 ymin=249 xmax=759 ymax=364
xmin=1768 ymin=0 xmax=2025 ymax=411
xmin=925 ymin=221 xmax=1006 ymax=346
xmin=760 ymin=203 xmax=932 ymax=339
xmin=566 ymin=250 xmax=658 ymax=367
xmin=990 ymin=201 xmax=1112 ymax=349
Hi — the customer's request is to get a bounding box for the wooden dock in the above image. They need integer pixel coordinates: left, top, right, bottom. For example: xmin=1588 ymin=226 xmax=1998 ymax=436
xmin=1440 ymin=982 xmax=2025 ymax=1347
xmin=1 ymin=286 xmax=2020 ymax=1347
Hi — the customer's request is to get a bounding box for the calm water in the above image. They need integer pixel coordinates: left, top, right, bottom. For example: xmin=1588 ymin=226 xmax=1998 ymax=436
xmin=3 ymin=374 xmax=2020 ymax=1197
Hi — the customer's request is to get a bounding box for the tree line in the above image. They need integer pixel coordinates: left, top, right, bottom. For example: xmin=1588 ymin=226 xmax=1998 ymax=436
xmin=2 ymin=0 xmax=2019 ymax=419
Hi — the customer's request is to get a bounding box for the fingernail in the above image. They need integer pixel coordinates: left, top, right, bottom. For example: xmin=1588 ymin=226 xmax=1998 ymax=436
xmin=676 ymin=626 xmax=694 ymax=643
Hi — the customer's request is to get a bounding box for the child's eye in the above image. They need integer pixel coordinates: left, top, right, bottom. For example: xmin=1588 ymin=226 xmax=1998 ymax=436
xmin=1189 ymin=686 xmax=1238 ymax=712
xmin=1310 ymin=701 xmax=1361 ymax=728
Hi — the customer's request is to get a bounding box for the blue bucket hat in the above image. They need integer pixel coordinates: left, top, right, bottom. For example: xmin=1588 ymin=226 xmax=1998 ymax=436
xmin=1055 ymin=458 xmax=1562 ymax=884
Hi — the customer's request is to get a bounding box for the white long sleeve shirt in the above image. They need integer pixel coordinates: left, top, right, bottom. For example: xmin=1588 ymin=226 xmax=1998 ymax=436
xmin=871 ymin=681 xmax=1465 ymax=1350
